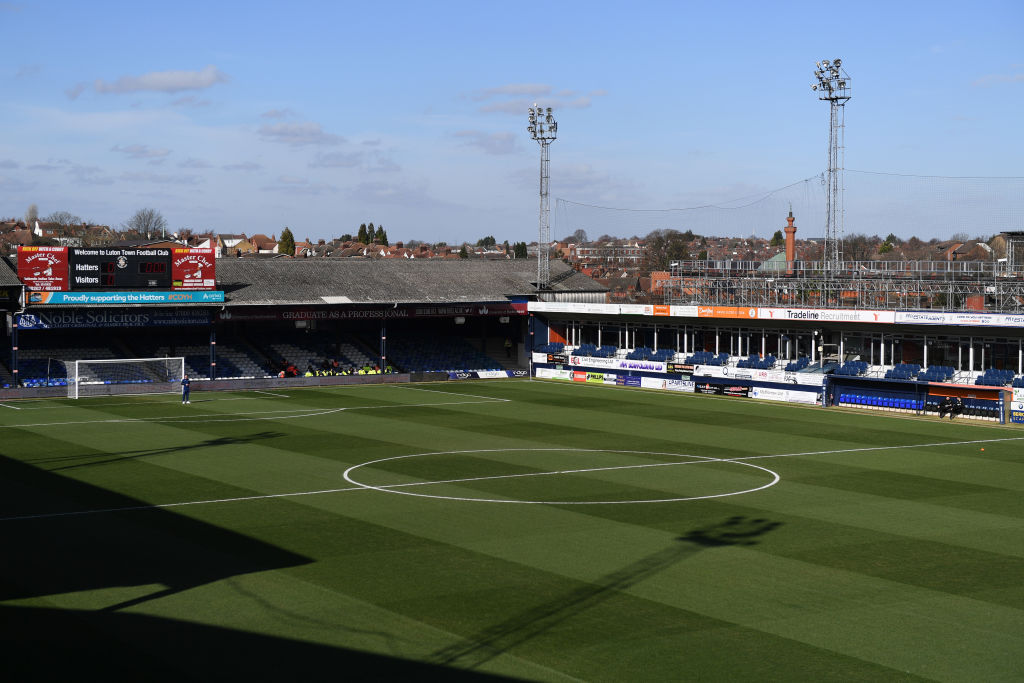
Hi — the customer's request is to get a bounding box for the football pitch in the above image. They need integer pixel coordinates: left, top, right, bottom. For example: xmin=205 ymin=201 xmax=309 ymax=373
xmin=2 ymin=379 xmax=1023 ymax=682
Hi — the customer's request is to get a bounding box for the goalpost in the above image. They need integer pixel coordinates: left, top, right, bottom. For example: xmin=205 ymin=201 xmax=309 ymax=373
xmin=67 ymin=357 xmax=186 ymax=399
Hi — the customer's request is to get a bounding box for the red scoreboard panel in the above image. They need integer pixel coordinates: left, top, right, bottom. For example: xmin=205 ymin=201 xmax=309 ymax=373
xmin=171 ymin=248 xmax=216 ymax=290
xmin=18 ymin=246 xmax=217 ymax=291
xmin=17 ymin=246 xmax=69 ymax=291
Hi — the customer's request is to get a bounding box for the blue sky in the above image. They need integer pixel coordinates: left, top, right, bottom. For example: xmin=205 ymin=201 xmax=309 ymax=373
xmin=1 ymin=0 xmax=1021 ymax=245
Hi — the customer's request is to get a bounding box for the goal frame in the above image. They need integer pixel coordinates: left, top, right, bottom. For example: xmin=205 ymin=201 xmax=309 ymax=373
xmin=68 ymin=356 xmax=186 ymax=399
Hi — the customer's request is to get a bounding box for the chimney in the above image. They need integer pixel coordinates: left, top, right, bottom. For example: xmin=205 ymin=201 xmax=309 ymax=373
xmin=784 ymin=210 xmax=797 ymax=276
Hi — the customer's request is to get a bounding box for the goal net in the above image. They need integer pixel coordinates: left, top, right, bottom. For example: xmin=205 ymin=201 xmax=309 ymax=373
xmin=67 ymin=357 xmax=186 ymax=399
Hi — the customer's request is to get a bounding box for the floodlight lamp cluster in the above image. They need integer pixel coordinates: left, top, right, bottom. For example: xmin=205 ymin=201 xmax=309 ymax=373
xmin=811 ymin=58 xmax=850 ymax=98
xmin=527 ymin=105 xmax=557 ymax=141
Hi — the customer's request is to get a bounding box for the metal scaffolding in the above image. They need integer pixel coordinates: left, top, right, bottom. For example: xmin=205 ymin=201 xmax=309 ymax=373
xmin=664 ymin=259 xmax=1024 ymax=313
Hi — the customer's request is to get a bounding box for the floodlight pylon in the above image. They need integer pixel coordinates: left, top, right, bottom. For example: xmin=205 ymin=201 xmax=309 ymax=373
xmin=812 ymin=58 xmax=851 ymax=275
xmin=528 ymin=105 xmax=557 ymax=289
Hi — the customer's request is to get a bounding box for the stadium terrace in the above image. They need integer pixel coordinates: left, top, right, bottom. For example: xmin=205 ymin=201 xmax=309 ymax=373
xmin=1 ymin=254 xmax=1023 ymax=425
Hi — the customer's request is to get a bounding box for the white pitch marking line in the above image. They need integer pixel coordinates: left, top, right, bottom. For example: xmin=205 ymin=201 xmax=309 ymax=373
xmin=0 ymin=402 xmax=21 ymax=410
xmin=254 ymin=390 xmax=290 ymax=398
xmin=0 ymin=453 xmax=767 ymax=522
xmin=397 ymin=385 xmax=511 ymax=402
xmin=0 ymin=398 xmax=507 ymax=428
xmin=6 ymin=431 xmax=1020 ymax=521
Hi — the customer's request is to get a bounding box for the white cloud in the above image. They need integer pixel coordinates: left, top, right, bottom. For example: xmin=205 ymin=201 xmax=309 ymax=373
xmin=973 ymin=71 xmax=1024 ymax=86
xmin=179 ymin=158 xmax=212 ymax=169
xmin=171 ymin=95 xmax=211 ymax=107
xmin=258 ymin=121 xmax=344 ymax=146
xmin=222 ymin=161 xmax=262 ymax=171
xmin=93 ymin=65 xmax=229 ymax=95
xmin=65 ymin=83 xmax=87 ymax=100
xmin=15 ymin=64 xmax=41 ymax=78
xmin=261 ymin=177 xmax=337 ymax=195
xmin=454 ymin=130 xmax=518 ymax=155
xmin=474 ymin=84 xmax=607 ymax=114
xmin=0 ymin=175 xmax=35 ymax=192
xmin=67 ymin=164 xmax=114 ymax=185
xmin=112 ymin=144 xmax=171 ymax=160
xmin=349 ymin=180 xmax=452 ymax=208
xmin=367 ymin=154 xmax=401 ymax=173
xmin=474 ymin=84 xmax=551 ymax=101
xmin=121 ymin=171 xmax=202 ymax=185
xmin=309 ymin=151 xmax=363 ymax=168
xmin=261 ymin=108 xmax=295 ymax=119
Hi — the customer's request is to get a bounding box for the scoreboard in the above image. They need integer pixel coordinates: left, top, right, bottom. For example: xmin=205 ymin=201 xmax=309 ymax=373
xmin=71 ymin=249 xmax=172 ymax=289
xmin=17 ymin=246 xmax=216 ymax=292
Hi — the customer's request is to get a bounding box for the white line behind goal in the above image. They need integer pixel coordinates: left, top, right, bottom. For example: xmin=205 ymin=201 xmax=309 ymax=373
xmin=68 ymin=357 xmax=186 ymax=399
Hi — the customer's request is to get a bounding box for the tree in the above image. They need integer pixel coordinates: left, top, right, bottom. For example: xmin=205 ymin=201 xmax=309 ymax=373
xmin=375 ymin=224 xmax=388 ymax=246
xmin=476 ymin=235 xmax=496 ymax=248
xmin=770 ymin=230 xmax=784 ymax=247
xmin=367 ymin=223 xmax=376 ymax=242
xmin=643 ymin=229 xmax=691 ymax=271
xmin=24 ymin=204 xmax=38 ymax=226
xmin=124 ymin=208 xmax=168 ymax=237
xmin=561 ymin=228 xmax=588 ymax=244
xmin=458 ymin=245 xmax=468 ymax=259
xmin=884 ymin=233 xmax=903 ymax=246
xmin=357 ymin=224 xmax=369 ymax=243
xmin=513 ymin=241 xmax=528 ymax=259
xmin=339 ymin=233 xmax=353 ymax=242
xmin=44 ymin=210 xmax=82 ymax=227
xmin=278 ymin=227 xmax=296 ymax=256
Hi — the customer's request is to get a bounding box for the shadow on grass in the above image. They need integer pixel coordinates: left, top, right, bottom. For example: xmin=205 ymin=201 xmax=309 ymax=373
xmin=0 ymin=454 xmax=513 ymax=681
xmin=429 ymin=516 xmax=782 ymax=671
xmin=0 ymin=605 xmax=513 ymax=682
xmin=25 ymin=431 xmax=285 ymax=472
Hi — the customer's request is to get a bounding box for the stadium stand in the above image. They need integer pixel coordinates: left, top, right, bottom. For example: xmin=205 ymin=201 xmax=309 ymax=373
xmin=570 ymin=343 xmax=617 ymax=358
xmin=918 ymin=365 xmax=955 ymax=382
xmin=736 ymin=354 xmax=777 ymax=370
xmin=386 ymin=336 xmax=503 ymax=373
xmin=835 ymin=360 xmax=869 ymax=376
xmin=683 ymin=351 xmax=729 ymax=366
xmin=784 ymin=356 xmax=811 ymax=372
xmin=885 ymin=363 xmax=921 ymax=380
xmin=975 ymin=368 xmax=1016 ymax=386
xmin=535 ymin=342 xmax=565 ymax=354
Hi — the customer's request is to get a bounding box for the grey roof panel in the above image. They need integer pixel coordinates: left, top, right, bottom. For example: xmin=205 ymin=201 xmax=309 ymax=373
xmin=216 ymin=258 xmax=605 ymax=306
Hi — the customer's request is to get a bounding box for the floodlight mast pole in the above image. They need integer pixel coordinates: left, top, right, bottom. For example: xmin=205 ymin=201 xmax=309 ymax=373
xmin=812 ymin=59 xmax=851 ymax=276
xmin=528 ymin=105 xmax=557 ymax=290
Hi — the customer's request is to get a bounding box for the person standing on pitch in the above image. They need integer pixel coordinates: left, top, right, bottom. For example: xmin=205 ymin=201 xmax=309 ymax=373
xmin=181 ymin=374 xmax=191 ymax=404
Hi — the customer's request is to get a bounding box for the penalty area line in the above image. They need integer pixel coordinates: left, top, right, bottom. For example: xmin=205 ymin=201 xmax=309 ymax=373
xmin=0 ymin=402 xmax=21 ymax=410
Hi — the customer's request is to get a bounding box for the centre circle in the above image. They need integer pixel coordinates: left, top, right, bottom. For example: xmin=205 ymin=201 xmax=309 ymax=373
xmin=342 ymin=448 xmax=780 ymax=505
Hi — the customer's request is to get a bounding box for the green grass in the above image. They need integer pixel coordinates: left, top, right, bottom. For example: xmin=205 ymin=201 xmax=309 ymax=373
xmin=2 ymin=379 xmax=1023 ymax=682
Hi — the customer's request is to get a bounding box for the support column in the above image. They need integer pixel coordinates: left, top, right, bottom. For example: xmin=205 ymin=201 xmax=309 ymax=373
xmin=10 ymin=315 xmax=18 ymax=388
xmin=969 ymin=338 xmax=974 ymax=372
xmin=715 ymin=328 xmax=720 ymax=355
xmin=380 ymin=322 xmax=387 ymax=371
xmin=880 ymin=334 xmax=885 ymax=367
xmin=923 ymin=335 xmax=928 ymax=369
xmin=527 ymin=313 xmax=535 ymax=353
xmin=209 ymin=324 xmax=217 ymax=380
